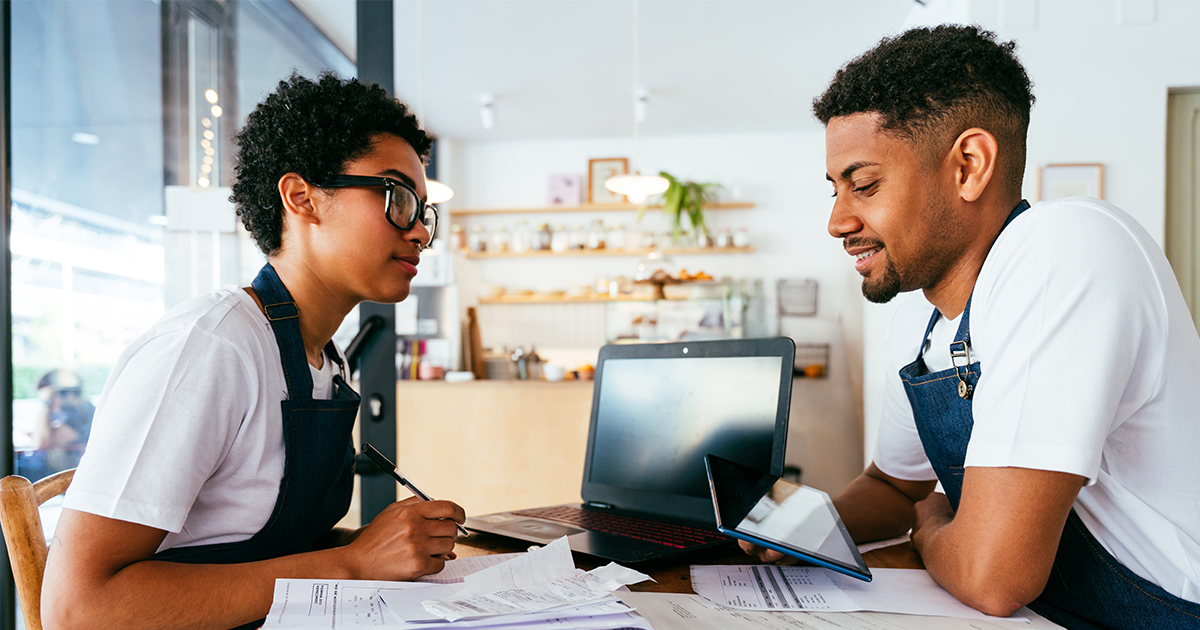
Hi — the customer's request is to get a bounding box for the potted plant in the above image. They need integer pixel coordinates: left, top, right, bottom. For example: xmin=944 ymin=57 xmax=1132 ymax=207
xmin=641 ymin=171 xmax=720 ymax=242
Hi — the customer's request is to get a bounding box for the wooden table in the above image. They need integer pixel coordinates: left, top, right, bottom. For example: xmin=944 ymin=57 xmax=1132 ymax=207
xmin=453 ymin=531 xmax=923 ymax=594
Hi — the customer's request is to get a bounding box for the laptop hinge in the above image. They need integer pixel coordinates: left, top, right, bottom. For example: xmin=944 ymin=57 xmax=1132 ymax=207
xmin=583 ymin=501 xmax=613 ymax=510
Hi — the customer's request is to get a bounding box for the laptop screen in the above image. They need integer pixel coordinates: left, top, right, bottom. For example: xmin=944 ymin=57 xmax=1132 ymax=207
xmin=581 ymin=338 xmax=793 ymax=522
xmin=588 ymin=356 xmax=782 ymax=498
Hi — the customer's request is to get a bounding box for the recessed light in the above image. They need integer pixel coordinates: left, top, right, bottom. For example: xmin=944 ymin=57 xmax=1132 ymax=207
xmin=71 ymin=132 xmax=100 ymax=145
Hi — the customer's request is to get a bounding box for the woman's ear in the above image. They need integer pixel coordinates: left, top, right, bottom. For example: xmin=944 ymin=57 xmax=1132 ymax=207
xmin=278 ymin=173 xmax=321 ymax=225
xmin=949 ymin=128 xmax=999 ymax=203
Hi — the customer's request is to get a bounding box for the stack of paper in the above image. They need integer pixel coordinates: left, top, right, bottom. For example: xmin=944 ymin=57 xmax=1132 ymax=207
xmin=262 ymin=537 xmax=655 ymax=629
xmin=689 ymin=565 xmax=1027 ymax=621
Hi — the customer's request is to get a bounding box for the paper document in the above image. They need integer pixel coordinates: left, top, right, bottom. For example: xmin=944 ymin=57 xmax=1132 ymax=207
xmin=691 ymin=565 xmax=1026 ymax=622
xmin=417 ymin=553 xmax=523 ymax=584
xmin=616 ymin=592 xmax=1057 ymax=630
xmin=418 ymin=562 xmax=651 ymax=621
xmin=265 ymin=578 xmax=649 ymax=629
xmin=263 ymin=578 xmax=425 ymax=628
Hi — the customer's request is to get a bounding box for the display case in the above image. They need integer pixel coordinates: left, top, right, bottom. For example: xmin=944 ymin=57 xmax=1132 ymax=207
xmin=603 ymin=278 xmax=766 ymax=343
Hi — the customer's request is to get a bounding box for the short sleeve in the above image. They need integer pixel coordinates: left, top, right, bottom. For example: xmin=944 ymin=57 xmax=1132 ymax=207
xmin=966 ymin=200 xmax=1167 ymax=482
xmin=65 ymin=326 xmax=255 ymax=532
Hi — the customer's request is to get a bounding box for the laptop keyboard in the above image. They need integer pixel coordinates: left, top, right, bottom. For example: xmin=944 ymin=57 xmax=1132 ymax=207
xmin=511 ymin=506 xmax=728 ymax=549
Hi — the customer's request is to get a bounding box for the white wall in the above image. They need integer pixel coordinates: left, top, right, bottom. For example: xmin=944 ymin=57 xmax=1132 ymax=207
xmin=443 ymin=132 xmax=866 ymax=487
xmin=861 ymin=0 xmax=1200 ymax=463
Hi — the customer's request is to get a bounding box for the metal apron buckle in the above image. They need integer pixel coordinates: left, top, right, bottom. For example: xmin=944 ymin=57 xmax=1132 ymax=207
xmin=949 ymin=340 xmax=974 ymax=399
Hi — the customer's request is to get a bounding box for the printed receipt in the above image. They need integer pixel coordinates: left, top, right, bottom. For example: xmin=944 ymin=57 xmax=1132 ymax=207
xmin=377 ymin=537 xmax=652 ymax=622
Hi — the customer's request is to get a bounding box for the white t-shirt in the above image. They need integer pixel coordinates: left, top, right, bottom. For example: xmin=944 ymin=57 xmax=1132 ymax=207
xmin=64 ymin=287 xmax=340 ymax=551
xmin=875 ymin=197 xmax=1200 ymax=603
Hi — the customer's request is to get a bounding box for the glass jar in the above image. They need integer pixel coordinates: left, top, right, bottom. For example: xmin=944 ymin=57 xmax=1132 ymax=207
xmin=550 ymin=224 xmax=569 ymax=253
xmin=449 ymin=224 xmax=467 ymax=252
xmin=608 ymin=223 xmax=627 ymax=251
xmin=468 ymin=224 xmax=488 ymax=253
xmin=716 ymin=227 xmax=733 ymax=248
xmin=733 ymin=227 xmax=750 ymax=248
xmin=624 ymin=228 xmax=643 ymax=251
xmin=586 ymin=219 xmax=606 ymax=250
xmin=489 ymin=225 xmax=510 ymax=254
xmin=534 ymin=223 xmax=552 ymax=251
xmin=511 ymin=220 xmax=531 ymax=254
xmin=569 ymin=224 xmax=587 ymax=250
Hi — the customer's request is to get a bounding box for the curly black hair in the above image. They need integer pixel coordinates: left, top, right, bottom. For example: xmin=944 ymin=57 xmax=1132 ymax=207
xmin=231 ymin=72 xmax=433 ymax=255
xmin=813 ymin=25 xmax=1034 ymax=199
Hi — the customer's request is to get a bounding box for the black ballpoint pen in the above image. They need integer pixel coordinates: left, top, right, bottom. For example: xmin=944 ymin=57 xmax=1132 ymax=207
xmin=361 ymin=442 xmax=470 ymax=537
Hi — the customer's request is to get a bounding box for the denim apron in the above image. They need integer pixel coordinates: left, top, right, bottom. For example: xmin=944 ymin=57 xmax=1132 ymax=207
xmin=154 ymin=263 xmax=359 ymax=630
xmin=899 ymin=202 xmax=1200 ymax=629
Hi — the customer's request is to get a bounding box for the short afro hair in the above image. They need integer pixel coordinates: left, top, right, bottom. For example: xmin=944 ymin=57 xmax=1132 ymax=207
xmin=813 ymin=25 xmax=1034 ymax=200
xmin=231 ymin=72 xmax=433 ymax=255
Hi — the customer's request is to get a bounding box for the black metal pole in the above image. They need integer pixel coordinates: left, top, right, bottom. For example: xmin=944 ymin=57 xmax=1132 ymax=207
xmin=354 ymin=0 xmax=398 ymax=524
xmin=1 ymin=0 xmax=16 ymax=625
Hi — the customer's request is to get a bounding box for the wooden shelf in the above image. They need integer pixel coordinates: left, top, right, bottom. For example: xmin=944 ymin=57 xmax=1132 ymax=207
xmin=450 ymin=202 xmax=755 ymax=216
xmin=478 ymin=293 xmax=721 ymax=304
xmin=464 ymin=246 xmax=755 ymax=260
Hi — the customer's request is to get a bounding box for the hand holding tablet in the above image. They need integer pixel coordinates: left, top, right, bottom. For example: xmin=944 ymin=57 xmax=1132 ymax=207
xmin=705 ymin=453 xmax=871 ymax=581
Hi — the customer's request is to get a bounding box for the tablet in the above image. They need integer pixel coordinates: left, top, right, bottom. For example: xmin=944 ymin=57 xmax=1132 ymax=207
xmin=704 ymin=453 xmax=871 ymax=582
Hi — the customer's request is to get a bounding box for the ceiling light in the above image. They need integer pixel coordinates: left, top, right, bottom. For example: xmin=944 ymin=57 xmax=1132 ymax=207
xmin=211 ymin=105 xmax=223 ymax=118
xmin=604 ymin=0 xmax=667 ymax=205
xmin=205 ymin=89 xmax=219 ymax=104
xmin=480 ymin=93 xmax=495 ymax=130
xmin=71 ymin=132 xmax=100 ymax=145
xmin=427 ymin=179 xmax=454 ymax=204
xmin=415 ymin=0 xmax=456 ymax=207
xmin=605 ymin=173 xmax=668 ymax=204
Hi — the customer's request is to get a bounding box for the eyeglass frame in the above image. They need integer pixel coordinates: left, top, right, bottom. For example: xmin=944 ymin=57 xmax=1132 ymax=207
xmin=312 ymin=174 xmax=439 ymax=243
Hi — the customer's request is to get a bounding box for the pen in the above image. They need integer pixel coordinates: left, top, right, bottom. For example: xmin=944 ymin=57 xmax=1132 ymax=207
xmin=361 ymin=442 xmax=470 ymax=538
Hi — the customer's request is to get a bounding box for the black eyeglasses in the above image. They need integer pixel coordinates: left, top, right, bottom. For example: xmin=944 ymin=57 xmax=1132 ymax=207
xmin=313 ymin=175 xmax=438 ymax=243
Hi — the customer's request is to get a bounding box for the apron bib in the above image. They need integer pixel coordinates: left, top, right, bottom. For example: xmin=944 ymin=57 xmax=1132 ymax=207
xmin=154 ymin=263 xmax=358 ymax=629
xmin=898 ymin=202 xmax=1200 ymax=629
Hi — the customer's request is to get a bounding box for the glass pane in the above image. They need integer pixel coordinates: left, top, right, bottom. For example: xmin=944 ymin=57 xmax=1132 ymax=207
xmin=190 ymin=15 xmax=223 ymax=188
xmin=10 ymin=0 xmax=165 ymax=484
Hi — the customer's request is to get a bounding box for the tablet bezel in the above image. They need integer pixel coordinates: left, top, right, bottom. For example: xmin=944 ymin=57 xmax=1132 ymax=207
xmin=705 ymin=453 xmax=872 ymax=582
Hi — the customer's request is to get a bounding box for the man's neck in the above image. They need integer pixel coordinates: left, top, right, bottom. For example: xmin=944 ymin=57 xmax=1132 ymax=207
xmin=923 ymin=196 xmax=1024 ymax=319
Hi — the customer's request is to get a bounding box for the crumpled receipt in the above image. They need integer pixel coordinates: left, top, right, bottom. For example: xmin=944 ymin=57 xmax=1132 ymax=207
xmin=418 ymin=537 xmax=652 ymax=621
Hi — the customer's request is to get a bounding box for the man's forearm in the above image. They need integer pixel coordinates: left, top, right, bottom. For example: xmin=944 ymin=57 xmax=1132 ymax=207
xmin=833 ymin=467 xmax=932 ymax=543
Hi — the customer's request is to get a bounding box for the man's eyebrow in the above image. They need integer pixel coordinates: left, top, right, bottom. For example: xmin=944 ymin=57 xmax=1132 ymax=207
xmin=827 ymin=161 xmax=879 ymax=183
xmin=379 ymin=168 xmax=418 ymax=189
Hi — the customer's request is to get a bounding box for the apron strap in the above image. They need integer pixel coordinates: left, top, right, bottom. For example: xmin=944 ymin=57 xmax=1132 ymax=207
xmin=250 ymin=263 xmax=314 ymax=401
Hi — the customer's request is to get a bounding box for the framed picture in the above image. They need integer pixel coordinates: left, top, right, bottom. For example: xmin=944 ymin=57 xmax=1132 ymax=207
xmin=1037 ymin=163 xmax=1104 ymax=202
xmin=547 ymin=174 xmax=582 ymax=206
xmin=587 ymin=157 xmax=628 ymax=204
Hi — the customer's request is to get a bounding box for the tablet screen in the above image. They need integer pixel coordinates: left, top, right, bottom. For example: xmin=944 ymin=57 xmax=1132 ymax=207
xmin=706 ymin=453 xmax=870 ymax=580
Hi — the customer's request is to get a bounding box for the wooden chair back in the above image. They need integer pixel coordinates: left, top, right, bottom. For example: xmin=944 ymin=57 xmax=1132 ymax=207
xmin=1 ymin=469 xmax=75 ymax=630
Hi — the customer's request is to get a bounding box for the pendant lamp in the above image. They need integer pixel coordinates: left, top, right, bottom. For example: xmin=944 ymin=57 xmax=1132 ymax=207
xmin=416 ymin=0 xmax=454 ymax=204
xmin=604 ymin=0 xmax=668 ymax=205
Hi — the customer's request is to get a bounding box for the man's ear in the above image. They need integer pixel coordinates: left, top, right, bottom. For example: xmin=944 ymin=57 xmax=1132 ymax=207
xmin=278 ymin=173 xmax=321 ymax=225
xmin=949 ymin=128 xmax=998 ymax=203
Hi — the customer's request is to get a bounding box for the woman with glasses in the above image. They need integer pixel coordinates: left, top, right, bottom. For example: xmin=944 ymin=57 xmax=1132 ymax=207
xmin=43 ymin=73 xmax=461 ymax=630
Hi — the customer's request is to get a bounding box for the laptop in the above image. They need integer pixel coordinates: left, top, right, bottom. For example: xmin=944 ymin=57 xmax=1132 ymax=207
xmin=465 ymin=337 xmax=795 ymax=563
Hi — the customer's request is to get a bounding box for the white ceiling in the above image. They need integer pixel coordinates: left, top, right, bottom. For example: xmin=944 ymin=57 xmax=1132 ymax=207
xmin=293 ymin=0 xmax=916 ymax=142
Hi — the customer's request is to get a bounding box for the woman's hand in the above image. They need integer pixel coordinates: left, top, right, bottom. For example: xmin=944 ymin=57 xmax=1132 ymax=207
xmin=342 ymin=496 xmax=466 ymax=580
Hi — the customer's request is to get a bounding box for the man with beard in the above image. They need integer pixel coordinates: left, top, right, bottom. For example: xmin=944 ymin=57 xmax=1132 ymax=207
xmin=742 ymin=26 xmax=1200 ymax=629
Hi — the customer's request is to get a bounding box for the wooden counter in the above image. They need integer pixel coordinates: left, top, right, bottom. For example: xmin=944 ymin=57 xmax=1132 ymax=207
xmin=394 ymin=380 xmax=594 ymax=517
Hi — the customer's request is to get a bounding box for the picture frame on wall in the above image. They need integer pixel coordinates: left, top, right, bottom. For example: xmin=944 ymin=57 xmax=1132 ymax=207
xmin=547 ymin=174 xmax=582 ymax=206
xmin=587 ymin=157 xmax=629 ymax=204
xmin=1037 ymin=163 xmax=1104 ymax=202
